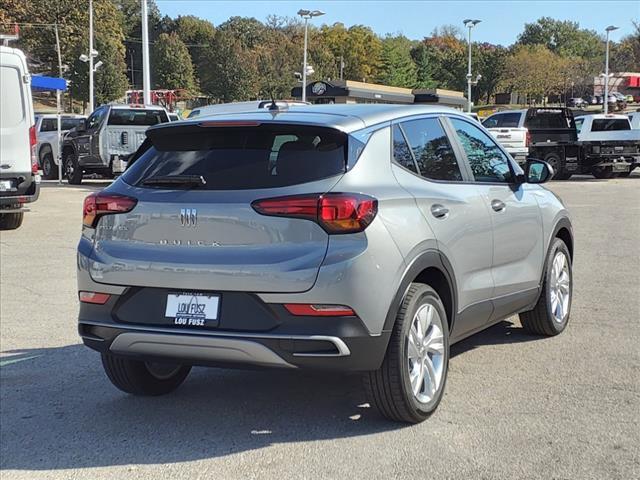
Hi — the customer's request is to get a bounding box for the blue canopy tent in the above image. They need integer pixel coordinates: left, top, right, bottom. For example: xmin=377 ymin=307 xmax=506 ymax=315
xmin=31 ymin=76 xmax=68 ymax=183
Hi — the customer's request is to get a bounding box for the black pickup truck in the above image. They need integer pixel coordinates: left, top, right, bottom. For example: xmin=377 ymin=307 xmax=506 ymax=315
xmin=483 ymin=107 xmax=639 ymax=179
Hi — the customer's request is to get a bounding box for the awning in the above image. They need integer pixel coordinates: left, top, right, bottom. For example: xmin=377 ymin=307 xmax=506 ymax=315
xmin=31 ymin=75 xmax=67 ymax=92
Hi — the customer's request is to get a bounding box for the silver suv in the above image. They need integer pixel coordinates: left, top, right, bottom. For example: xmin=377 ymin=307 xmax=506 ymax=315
xmin=77 ymin=105 xmax=573 ymax=423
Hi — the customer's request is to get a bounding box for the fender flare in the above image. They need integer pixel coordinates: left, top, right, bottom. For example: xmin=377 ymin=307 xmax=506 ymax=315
xmin=38 ymin=143 xmax=53 ymax=160
xmin=382 ymin=249 xmax=458 ymax=334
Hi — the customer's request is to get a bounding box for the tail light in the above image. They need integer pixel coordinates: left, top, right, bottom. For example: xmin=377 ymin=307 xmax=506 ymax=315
xmin=83 ymin=192 xmax=137 ymax=228
xmin=79 ymin=291 xmax=111 ymax=304
xmin=29 ymin=125 xmax=37 ymax=174
xmin=252 ymin=193 xmax=378 ymax=234
xmin=284 ymin=304 xmax=355 ymax=317
xmin=525 ymin=130 xmax=531 ymax=147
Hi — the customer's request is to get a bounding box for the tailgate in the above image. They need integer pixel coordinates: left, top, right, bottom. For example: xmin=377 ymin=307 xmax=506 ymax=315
xmin=106 ymin=127 xmax=147 ymax=158
xmin=487 ymin=127 xmax=527 ymax=149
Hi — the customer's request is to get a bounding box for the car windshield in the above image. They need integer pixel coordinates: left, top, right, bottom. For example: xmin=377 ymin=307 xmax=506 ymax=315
xmin=107 ymin=109 xmax=168 ymax=126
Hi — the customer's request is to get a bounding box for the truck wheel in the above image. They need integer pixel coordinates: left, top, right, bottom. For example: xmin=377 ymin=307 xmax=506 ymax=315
xmin=63 ymin=151 xmax=83 ymax=185
xmin=101 ymin=353 xmax=191 ymax=396
xmin=591 ymin=166 xmax=615 ymax=179
xmin=520 ymin=238 xmax=572 ymax=336
xmin=0 ymin=212 xmax=24 ymax=230
xmin=617 ymin=170 xmax=631 ymax=178
xmin=41 ymin=152 xmax=59 ymax=180
xmin=364 ymin=283 xmax=449 ymax=423
xmin=543 ymin=153 xmax=569 ymax=180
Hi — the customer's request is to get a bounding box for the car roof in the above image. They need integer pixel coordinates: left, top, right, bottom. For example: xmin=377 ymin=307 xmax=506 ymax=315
xmin=109 ymin=104 xmax=166 ymax=111
xmin=36 ymin=113 xmax=85 ymax=119
xmin=575 ymin=114 xmax=629 ymax=120
xmin=155 ymin=104 xmax=466 ymax=133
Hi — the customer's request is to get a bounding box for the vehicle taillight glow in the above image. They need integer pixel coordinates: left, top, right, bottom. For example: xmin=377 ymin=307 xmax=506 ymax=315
xmin=83 ymin=193 xmax=137 ymax=228
xmin=199 ymin=121 xmax=261 ymax=127
xmin=284 ymin=304 xmax=356 ymax=317
xmin=252 ymin=193 xmax=378 ymax=234
xmin=79 ymin=291 xmax=111 ymax=304
xmin=29 ymin=125 xmax=38 ymax=174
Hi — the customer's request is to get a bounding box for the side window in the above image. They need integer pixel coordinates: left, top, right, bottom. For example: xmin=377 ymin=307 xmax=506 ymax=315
xmin=392 ymin=124 xmax=418 ymax=173
xmin=497 ymin=112 xmax=521 ymax=128
xmin=574 ymin=118 xmax=583 ymax=134
xmin=86 ymin=107 xmax=105 ymax=130
xmin=482 ymin=114 xmax=501 ymax=129
xmin=40 ymin=119 xmax=57 ymax=132
xmin=450 ymin=118 xmax=513 ymax=183
xmin=400 ymin=118 xmax=463 ymax=181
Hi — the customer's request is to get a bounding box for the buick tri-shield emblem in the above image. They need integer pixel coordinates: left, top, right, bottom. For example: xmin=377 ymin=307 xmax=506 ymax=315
xmin=180 ymin=208 xmax=197 ymax=227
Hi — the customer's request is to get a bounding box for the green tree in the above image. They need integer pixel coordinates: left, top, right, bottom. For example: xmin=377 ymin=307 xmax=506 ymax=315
xmin=173 ymin=15 xmax=215 ymax=79
xmin=320 ymin=23 xmax=381 ymax=82
xmin=152 ymin=33 xmax=196 ymax=92
xmin=376 ymin=35 xmax=417 ymax=87
xmin=517 ymin=17 xmax=603 ymax=59
xmin=476 ymin=44 xmax=508 ymax=103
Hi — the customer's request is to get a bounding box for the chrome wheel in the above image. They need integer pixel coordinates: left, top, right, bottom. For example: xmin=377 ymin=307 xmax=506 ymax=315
xmin=407 ymin=303 xmax=445 ymax=404
xmin=549 ymin=251 xmax=570 ymax=323
xmin=145 ymin=362 xmax=182 ymax=380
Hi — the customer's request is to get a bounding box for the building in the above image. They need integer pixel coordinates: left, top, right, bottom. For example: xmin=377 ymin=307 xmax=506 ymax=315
xmin=291 ymin=80 xmax=466 ymax=109
xmin=593 ymin=72 xmax=640 ymax=98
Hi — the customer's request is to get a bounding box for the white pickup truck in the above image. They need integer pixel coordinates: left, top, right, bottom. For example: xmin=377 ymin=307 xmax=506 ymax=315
xmin=481 ymin=110 xmax=530 ymax=165
xmin=35 ymin=113 xmax=86 ymax=179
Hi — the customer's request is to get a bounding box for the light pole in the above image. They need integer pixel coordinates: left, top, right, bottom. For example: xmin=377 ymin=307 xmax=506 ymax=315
xmin=297 ymin=9 xmax=325 ymax=102
xmin=88 ymin=0 xmax=94 ymax=112
xmin=603 ymin=25 xmax=619 ymax=115
xmin=463 ymin=19 xmax=481 ymax=113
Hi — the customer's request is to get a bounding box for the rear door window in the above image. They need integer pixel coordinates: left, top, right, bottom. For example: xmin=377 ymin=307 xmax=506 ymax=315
xmin=392 ymin=124 xmax=418 ymax=173
xmin=108 ymin=109 xmax=169 ymax=126
xmin=123 ymin=124 xmax=348 ymax=190
xmin=525 ymin=111 xmax=572 ymax=129
xmin=0 ymin=66 xmax=25 ymax=127
xmin=591 ymin=119 xmax=631 ymax=131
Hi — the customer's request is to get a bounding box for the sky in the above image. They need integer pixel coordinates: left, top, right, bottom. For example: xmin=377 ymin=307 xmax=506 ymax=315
xmin=156 ymin=0 xmax=639 ymax=46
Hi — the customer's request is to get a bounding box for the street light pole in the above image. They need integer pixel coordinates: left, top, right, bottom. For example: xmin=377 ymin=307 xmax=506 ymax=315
xmin=463 ymin=19 xmax=481 ymax=114
xmin=88 ymin=0 xmax=94 ymax=113
xmin=141 ymin=0 xmax=151 ymax=105
xmin=603 ymin=25 xmax=618 ymax=115
xmin=297 ymin=9 xmax=325 ymax=103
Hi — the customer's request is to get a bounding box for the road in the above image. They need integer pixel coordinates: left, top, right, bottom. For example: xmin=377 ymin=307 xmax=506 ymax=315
xmin=1 ymin=176 xmax=639 ymax=480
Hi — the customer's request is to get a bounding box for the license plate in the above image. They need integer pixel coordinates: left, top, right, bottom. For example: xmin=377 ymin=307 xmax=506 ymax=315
xmin=165 ymin=293 xmax=220 ymax=327
xmin=0 ymin=180 xmax=12 ymax=192
xmin=613 ymin=163 xmax=628 ymax=172
xmin=497 ymin=135 xmax=510 ymax=139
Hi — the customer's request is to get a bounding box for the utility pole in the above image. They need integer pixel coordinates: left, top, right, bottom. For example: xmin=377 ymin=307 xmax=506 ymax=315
xmin=88 ymin=0 xmax=94 ymax=113
xmin=55 ymin=24 xmax=64 ymax=183
xmin=141 ymin=0 xmax=151 ymax=105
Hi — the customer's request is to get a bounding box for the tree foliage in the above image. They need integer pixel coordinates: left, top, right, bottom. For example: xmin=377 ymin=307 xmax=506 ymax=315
xmin=152 ymin=32 xmax=196 ymax=92
xmin=377 ymin=35 xmax=417 ymax=87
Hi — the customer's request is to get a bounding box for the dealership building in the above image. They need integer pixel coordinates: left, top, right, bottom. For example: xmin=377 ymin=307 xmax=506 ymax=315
xmin=291 ymin=80 xmax=467 ymax=109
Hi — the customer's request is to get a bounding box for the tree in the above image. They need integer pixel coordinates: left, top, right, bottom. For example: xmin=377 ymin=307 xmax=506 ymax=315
xmin=411 ymin=31 xmax=466 ymax=92
xmin=517 ymin=17 xmax=603 ymax=59
xmin=476 ymin=44 xmax=508 ymax=103
xmin=152 ymin=33 xmax=196 ymax=92
xmin=173 ymin=15 xmax=215 ymax=76
xmin=320 ymin=23 xmax=382 ymax=82
xmin=376 ymin=35 xmax=417 ymax=87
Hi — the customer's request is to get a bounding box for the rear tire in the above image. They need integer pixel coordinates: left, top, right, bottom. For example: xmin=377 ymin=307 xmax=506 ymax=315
xmin=41 ymin=152 xmax=59 ymax=180
xmin=591 ymin=166 xmax=615 ymax=179
xmin=364 ymin=283 xmax=449 ymax=423
xmin=0 ymin=212 xmax=24 ymax=230
xmin=101 ymin=353 xmax=191 ymax=396
xmin=63 ymin=151 xmax=83 ymax=185
xmin=617 ymin=170 xmax=632 ymax=178
xmin=519 ymin=238 xmax=572 ymax=336
xmin=543 ymin=153 xmax=569 ymax=180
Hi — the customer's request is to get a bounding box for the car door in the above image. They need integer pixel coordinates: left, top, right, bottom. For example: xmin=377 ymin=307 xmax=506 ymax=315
xmin=390 ymin=116 xmax=495 ymax=337
xmin=447 ymin=116 xmax=544 ymax=320
xmin=77 ymin=107 xmax=106 ymax=165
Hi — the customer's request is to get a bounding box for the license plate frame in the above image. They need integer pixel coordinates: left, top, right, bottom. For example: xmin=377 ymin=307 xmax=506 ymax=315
xmin=165 ymin=292 xmax=221 ymax=328
xmin=0 ymin=180 xmax=13 ymax=192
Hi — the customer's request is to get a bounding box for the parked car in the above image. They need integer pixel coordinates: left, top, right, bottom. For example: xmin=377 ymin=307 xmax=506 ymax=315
xmin=584 ymin=95 xmax=600 ymax=105
xmin=187 ymin=100 xmax=310 ymax=119
xmin=62 ymin=104 xmax=170 ymax=184
xmin=480 ymin=110 xmax=529 ymax=165
xmin=611 ymin=92 xmax=627 ymax=111
xmin=34 ymin=113 xmax=86 ymax=179
xmin=0 ymin=45 xmax=39 ymax=230
xmin=567 ymin=97 xmax=587 ymax=108
xmin=77 ymin=104 xmax=574 ymax=424
xmin=625 ymin=95 xmax=634 ymax=104
xmin=168 ymin=112 xmax=181 ymax=122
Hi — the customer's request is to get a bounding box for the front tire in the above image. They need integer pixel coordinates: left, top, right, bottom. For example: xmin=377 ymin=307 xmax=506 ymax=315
xmin=63 ymin=151 xmax=83 ymax=185
xmin=101 ymin=353 xmax=191 ymax=396
xmin=364 ymin=283 xmax=449 ymax=423
xmin=0 ymin=212 xmax=24 ymax=230
xmin=519 ymin=238 xmax=572 ymax=336
xmin=41 ymin=152 xmax=59 ymax=180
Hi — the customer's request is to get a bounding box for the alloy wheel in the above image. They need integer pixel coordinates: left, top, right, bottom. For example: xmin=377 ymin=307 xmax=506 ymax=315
xmin=549 ymin=251 xmax=570 ymax=323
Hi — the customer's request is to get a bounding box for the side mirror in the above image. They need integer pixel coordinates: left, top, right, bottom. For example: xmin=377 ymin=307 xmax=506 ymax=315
xmin=525 ymin=159 xmax=554 ymax=184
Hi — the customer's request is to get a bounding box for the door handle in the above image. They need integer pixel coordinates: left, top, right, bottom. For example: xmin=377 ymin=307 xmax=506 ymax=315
xmin=430 ymin=204 xmax=449 ymax=219
xmin=491 ymin=199 xmax=506 ymax=212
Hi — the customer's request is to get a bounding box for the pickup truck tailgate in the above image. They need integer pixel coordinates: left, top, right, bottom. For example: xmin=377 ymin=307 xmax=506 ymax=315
xmin=487 ymin=127 xmax=528 ymax=149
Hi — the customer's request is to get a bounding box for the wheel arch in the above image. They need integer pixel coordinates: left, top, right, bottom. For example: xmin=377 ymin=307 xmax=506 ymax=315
xmin=551 ymin=217 xmax=574 ymax=261
xmin=38 ymin=143 xmax=53 ymax=160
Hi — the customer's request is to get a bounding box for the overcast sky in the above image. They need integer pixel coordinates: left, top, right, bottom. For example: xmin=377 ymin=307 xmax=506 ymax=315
xmin=156 ymin=0 xmax=639 ymax=45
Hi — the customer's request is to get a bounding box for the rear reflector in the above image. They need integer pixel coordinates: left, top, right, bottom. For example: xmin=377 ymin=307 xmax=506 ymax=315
xmin=83 ymin=193 xmax=137 ymax=228
xmin=79 ymin=291 xmax=111 ymax=304
xmin=252 ymin=193 xmax=377 ymax=234
xmin=284 ymin=304 xmax=356 ymax=317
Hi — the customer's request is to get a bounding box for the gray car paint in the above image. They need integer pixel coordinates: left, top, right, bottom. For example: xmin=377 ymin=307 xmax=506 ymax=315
xmin=78 ymin=104 xmax=571 ymax=358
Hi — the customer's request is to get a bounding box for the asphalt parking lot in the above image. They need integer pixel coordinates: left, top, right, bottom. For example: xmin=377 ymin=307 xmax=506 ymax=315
xmin=1 ymin=175 xmax=639 ymax=480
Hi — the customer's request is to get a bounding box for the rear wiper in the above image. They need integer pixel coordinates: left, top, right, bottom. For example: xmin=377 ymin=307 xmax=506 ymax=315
xmin=141 ymin=175 xmax=206 ymax=187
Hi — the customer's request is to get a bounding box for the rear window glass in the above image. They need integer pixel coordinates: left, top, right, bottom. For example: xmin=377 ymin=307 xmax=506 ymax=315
xmin=123 ymin=124 xmax=348 ymax=190
xmin=591 ymin=119 xmax=630 ymax=132
xmin=0 ymin=66 xmax=25 ymax=128
xmin=40 ymin=117 xmax=85 ymax=132
xmin=525 ymin=111 xmax=572 ymax=129
xmin=108 ymin=109 xmax=168 ymax=126
xmin=483 ymin=112 xmax=521 ymax=128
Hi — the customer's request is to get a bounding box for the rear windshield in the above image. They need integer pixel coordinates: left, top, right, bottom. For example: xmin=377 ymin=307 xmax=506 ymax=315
xmin=591 ymin=119 xmax=630 ymax=132
xmin=525 ymin=110 xmax=573 ymax=129
xmin=108 ymin=109 xmax=168 ymax=126
xmin=40 ymin=117 xmax=85 ymax=132
xmin=122 ymin=124 xmax=348 ymax=190
xmin=483 ymin=112 xmax=521 ymax=128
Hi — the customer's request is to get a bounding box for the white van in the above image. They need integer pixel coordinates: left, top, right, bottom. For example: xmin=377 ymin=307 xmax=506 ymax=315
xmin=0 ymin=45 xmax=39 ymax=230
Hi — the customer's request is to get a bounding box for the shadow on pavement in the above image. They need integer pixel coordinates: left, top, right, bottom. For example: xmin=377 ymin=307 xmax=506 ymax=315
xmin=450 ymin=320 xmax=543 ymax=358
xmin=39 ymin=180 xmax=112 ymax=192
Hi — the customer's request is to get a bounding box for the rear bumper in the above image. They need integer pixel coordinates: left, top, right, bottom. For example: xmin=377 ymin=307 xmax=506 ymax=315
xmin=0 ymin=173 xmax=40 ymax=208
xmin=505 ymin=147 xmax=529 ymax=165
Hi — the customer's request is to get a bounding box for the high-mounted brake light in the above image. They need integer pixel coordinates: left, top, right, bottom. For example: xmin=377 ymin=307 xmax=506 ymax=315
xmin=284 ymin=304 xmax=356 ymax=317
xmin=199 ymin=121 xmax=261 ymax=127
xmin=29 ymin=125 xmax=37 ymax=174
xmin=83 ymin=193 xmax=137 ymax=228
xmin=252 ymin=193 xmax=377 ymax=234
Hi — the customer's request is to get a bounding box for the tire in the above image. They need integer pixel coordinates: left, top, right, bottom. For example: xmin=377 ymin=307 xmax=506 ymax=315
xmin=0 ymin=212 xmax=24 ymax=230
xmin=543 ymin=153 xmax=569 ymax=180
xmin=617 ymin=170 xmax=631 ymax=178
xmin=63 ymin=150 xmax=83 ymax=185
xmin=591 ymin=166 xmax=615 ymax=179
xmin=101 ymin=353 xmax=191 ymax=396
xmin=41 ymin=152 xmax=59 ymax=180
xmin=519 ymin=238 xmax=572 ymax=336
xmin=364 ymin=283 xmax=450 ymax=423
